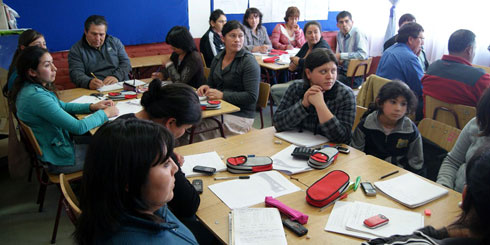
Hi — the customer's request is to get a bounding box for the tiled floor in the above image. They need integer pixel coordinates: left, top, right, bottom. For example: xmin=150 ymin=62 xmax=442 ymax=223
xmin=0 ymin=105 xmax=275 ymax=244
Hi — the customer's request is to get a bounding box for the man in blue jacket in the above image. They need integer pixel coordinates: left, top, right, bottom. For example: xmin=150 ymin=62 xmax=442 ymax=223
xmin=377 ymin=22 xmax=425 ymax=119
xmin=68 ymin=15 xmax=131 ymax=89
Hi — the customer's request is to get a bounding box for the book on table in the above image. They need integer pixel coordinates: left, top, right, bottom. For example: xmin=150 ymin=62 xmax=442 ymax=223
xmin=374 ymin=173 xmax=449 ymax=208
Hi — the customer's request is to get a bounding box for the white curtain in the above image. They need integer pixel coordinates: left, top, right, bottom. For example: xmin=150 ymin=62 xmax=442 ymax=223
xmin=343 ymin=0 xmax=490 ymax=66
xmin=383 ymin=0 xmax=400 ymax=42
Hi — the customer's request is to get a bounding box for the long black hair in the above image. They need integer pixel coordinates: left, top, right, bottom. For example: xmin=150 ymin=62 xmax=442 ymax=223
xmin=140 ymin=79 xmax=202 ymax=126
xmin=75 ymin=119 xmax=175 ymax=244
xmin=3 ymin=29 xmax=44 ymax=97
xmin=303 ymin=48 xmax=338 ymax=84
xmin=450 ymin=147 xmax=490 ymax=243
xmin=8 ymin=46 xmax=56 ymax=114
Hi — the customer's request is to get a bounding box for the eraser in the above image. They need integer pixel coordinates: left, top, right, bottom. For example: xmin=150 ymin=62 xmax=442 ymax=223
xmin=424 ymin=209 xmax=431 ymax=216
xmin=274 ymin=140 xmax=282 ymax=144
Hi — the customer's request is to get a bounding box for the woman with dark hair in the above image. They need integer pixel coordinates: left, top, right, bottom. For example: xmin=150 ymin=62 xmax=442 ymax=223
xmin=273 ymin=48 xmax=355 ymax=144
xmin=271 ymin=6 xmax=305 ymax=50
xmin=194 ymin=20 xmax=260 ymax=142
xmin=242 ymin=7 xmax=272 ymax=53
xmin=437 ymin=88 xmax=490 ymax=192
xmin=200 ymin=9 xmax=227 ymax=67
xmin=3 ymin=29 xmax=46 ymax=96
xmin=351 ymin=81 xmax=425 ymax=176
xmin=11 ymin=46 xmax=118 ymax=174
xmin=117 ymin=80 xmax=217 ymax=244
xmin=289 ymin=21 xmax=331 ymax=73
xmin=151 ymin=26 xmax=204 ymax=88
xmin=74 ymin=119 xmax=198 ymax=244
xmin=364 ymin=147 xmax=490 ymax=244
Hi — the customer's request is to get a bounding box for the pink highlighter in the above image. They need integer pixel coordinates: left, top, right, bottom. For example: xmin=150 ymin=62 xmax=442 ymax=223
xmin=265 ymin=196 xmax=309 ymax=224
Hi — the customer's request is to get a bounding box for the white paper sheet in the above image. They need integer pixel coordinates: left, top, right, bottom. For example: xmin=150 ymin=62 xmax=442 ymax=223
xmin=214 ymin=0 xmax=248 ymax=14
xmin=208 ymin=171 xmax=300 ymax=209
xmin=271 ymin=144 xmax=313 ymax=175
xmin=109 ymin=99 xmax=142 ymax=120
xmin=181 ymin=151 xmax=227 ymax=177
xmin=305 ymin=0 xmax=329 ymax=20
xmin=69 ymin=95 xmax=102 ymax=104
xmin=231 ymin=208 xmax=287 ymax=245
xmin=274 ymin=130 xmax=329 ymax=147
xmin=325 ymin=201 xmax=377 ymax=240
xmin=188 ymin=0 xmax=210 ymax=38
xmin=345 ymin=201 xmax=424 ymax=238
xmin=249 ymin=0 xmax=273 ymax=23
xmin=271 ymin=0 xmax=306 ymax=22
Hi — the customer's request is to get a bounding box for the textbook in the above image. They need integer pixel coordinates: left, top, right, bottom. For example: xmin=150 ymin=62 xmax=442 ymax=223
xmin=374 ymin=173 xmax=448 ymax=208
xmin=229 ymin=208 xmax=287 ymax=245
xmin=274 ymin=130 xmax=329 ymax=147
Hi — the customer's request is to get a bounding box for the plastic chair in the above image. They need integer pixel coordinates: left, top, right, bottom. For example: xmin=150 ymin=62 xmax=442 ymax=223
xmin=59 ymin=173 xmax=81 ymax=225
xmin=424 ymin=95 xmax=476 ymax=129
xmin=418 ymin=118 xmax=461 ymax=152
xmin=257 ymin=82 xmax=271 ymax=129
xmin=345 ymin=57 xmax=373 ymax=88
xmin=17 ymin=120 xmax=82 ymax=244
xmin=352 ymin=105 xmax=368 ymax=131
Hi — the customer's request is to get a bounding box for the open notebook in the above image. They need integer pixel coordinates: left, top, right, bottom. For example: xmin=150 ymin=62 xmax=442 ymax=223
xmin=374 ymin=173 xmax=448 ymax=208
xmin=230 ymin=208 xmax=286 ymax=245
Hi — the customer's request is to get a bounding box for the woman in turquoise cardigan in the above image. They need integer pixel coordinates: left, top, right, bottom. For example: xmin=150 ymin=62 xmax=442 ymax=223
xmin=9 ymin=46 xmax=119 ymax=174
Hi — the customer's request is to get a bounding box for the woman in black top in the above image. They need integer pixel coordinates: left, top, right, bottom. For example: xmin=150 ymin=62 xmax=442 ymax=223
xmin=200 ymin=9 xmax=227 ymax=67
xmin=289 ymin=21 xmax=331 ymax=73
xmin=152 ymin=26 xmax=205 ymax=88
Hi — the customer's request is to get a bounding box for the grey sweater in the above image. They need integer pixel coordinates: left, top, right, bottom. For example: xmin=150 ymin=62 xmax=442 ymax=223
xmin=68 ymin=35 xmax=131 ymax=88
xmin=437 ymin=117 xmax=490 ymax=192
xmin=207 ymin=48 xmax=260 ymax=118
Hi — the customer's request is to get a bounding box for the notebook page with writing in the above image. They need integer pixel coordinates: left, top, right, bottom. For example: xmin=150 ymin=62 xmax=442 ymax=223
xmin=231 ymin=208 xmax=286 ymax=245
xmin=374 ymin=173 xmax=448 ymax=208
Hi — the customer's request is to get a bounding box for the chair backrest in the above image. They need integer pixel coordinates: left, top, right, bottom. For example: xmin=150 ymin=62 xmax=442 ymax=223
xmin=418 ymin=118 xmax=461 ymax=152
xmin=473 ymin=64 xmax=490 ymax=74
xmin=424 ymin=95 xmax=476 ymax=129
xmin=346 ymin=57 xmax=373 ymax=77
xmin=60 ymin=173 xmax=81 ymax=224
xmin=356 ymin=74 xmax=391 ymax=108
xmin=18 ymin=120 xmax=43 ymax=157
xmin=367 ymin=56 xmax=381 ymax=77
xmin=257 ymin=82 xmax=271 ymax=109
xmin=203 ymin=67 xmax=210 ymax=80
xmin=352 ymin=105 xmax=368 ymax=131
xmin=200 ymin=52 xmax=207 ymax=68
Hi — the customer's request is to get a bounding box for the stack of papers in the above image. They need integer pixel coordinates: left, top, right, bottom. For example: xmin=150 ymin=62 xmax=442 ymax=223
xmin=181 ymin=151 xmax=227 ymax=177
xmin=97 ymin=80 xmax=146 ymax=92
xmin=374 ymin=173 xmax=448 ymax=208
xmin=271 ymin=144 xmax=313 ymax=175
xmin=230 ymin=208 xmax=286 ymax=245
xmin=208 ymin=171 xmax=300 ymax=209
xmin=69 ymin=95 xmax=103 ymax=104
xmin=274 ymin=130 xmax=329 ymax=147
xmin=325 ymin=201 xmax=424 ymax=240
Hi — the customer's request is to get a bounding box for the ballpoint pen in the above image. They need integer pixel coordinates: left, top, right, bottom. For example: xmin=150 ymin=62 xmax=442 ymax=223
xmin=214 ymin=176 xmax=250 ymax=180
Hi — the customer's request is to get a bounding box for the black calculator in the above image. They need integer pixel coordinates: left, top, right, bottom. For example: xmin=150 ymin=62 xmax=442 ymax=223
xmin=291 ymin=147 xmax=316 ymax=160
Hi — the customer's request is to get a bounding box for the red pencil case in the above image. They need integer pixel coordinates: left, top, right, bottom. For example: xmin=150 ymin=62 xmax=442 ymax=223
xmin=306 ymin=170 xmax=350 ymax=207
xmin=269 ymin=49 xmax=288 ymax=55
xmin=263 ymin=56 xmax=279 ymax=63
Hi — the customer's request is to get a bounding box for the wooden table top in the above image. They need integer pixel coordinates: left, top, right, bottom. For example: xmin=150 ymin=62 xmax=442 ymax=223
xmin=129 ymin=54 xmax=170 ymax=68
xmin=174 ymin=127 xmax=462 ymax=244
xmin=255 ymin=55 xmax=290 ymax=71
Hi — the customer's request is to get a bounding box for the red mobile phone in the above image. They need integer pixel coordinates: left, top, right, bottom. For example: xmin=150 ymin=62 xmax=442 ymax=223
xmin=364 ymin=214 xmax=389 ymax=229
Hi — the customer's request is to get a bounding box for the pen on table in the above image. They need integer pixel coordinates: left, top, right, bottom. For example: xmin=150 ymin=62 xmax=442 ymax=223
xmin=379 ymin=170 xmax=399 ymax=180
xmin=214 ymin=176 xmax=250 ymax=180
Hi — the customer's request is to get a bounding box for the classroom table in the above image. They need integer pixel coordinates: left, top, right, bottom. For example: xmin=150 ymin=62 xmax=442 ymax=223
xmin=129 ymin=54 xmax=170 ymax=78
xmin=58 ymin=82 xmax=240 ymax=135
xmin=174 ymin=127 xmax=462 ymax=244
